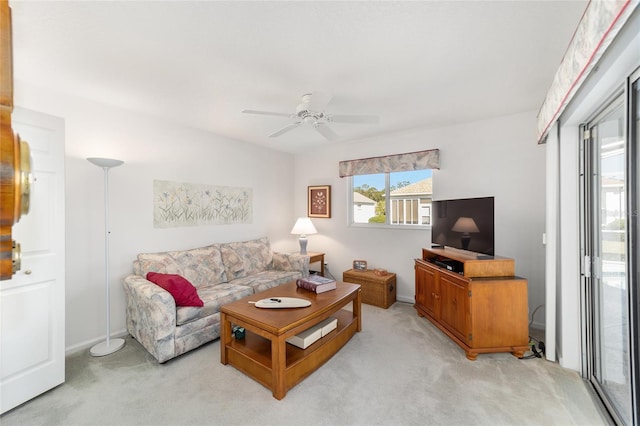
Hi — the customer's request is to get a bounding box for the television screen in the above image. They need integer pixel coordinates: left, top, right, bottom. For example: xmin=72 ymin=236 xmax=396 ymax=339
xmin=431 ymin=196 xmax=495 ymax=256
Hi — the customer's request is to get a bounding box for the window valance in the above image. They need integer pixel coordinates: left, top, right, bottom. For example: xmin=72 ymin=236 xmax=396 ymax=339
xmin=338 ymin=149 xmax=439 ymax=178
xmin=536 ymin=0 xmax=637 ymax=144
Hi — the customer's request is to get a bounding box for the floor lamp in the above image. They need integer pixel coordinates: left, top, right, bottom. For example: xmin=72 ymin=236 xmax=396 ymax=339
xmin=87 ymin=157 xmax=125 ymax=357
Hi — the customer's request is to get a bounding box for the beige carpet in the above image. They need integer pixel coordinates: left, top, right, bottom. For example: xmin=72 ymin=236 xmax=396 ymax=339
xmin=1 ymin=302 xmax=607 ymax=425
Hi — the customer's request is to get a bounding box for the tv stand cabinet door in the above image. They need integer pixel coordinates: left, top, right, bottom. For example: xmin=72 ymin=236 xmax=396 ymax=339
xmin=468 ymin=278 xmax=529 ymax=349
xmin=415 ymin=261 xmax=439 ymax=319
xmin=439 ymin=274 xmax=470 ymax=345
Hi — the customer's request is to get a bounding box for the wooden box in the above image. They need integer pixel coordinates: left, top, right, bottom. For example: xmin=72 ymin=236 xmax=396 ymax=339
xmin=343 ymin=269 xmax=396 ymax=309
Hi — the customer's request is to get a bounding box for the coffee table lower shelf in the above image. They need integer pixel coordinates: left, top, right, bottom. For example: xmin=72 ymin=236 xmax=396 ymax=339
xmin=224 ymin=309 xmax=356 ymax=397
xmin=227 ymin=309 xmax=358 ymax=399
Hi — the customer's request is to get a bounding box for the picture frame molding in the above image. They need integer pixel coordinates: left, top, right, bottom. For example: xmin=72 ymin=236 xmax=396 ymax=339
xmin=308 ymin=185 xmax=331 ymax=218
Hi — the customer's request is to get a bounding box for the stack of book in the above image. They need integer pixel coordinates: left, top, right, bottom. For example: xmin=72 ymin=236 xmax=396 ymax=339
xmin=286 ymin=317 xmax=338 ymax=349
xmin=296 ymin=275 xmax=337 ymax=293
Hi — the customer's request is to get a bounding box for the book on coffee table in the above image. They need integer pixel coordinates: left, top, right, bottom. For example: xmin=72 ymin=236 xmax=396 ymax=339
xmin=286 ymin=317 xmax=338 ymax=349
xmin=296 ymin=275 xmax=337 ymax=293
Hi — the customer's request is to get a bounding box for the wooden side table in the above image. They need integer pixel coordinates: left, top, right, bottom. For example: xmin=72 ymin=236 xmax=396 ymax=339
xmin=343 ymin=269 xmax=396 ymax=308
xmin=307 ymin=252 xmax=325 ymax=276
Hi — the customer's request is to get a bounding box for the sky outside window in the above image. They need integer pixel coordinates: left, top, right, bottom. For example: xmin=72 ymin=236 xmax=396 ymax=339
xmin=354 ymin=169 xmax=432 ymax=190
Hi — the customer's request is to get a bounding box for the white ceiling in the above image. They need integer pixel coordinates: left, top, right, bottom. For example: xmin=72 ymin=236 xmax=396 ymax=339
xmin=10 ymin=1 xmax=588 ymax=154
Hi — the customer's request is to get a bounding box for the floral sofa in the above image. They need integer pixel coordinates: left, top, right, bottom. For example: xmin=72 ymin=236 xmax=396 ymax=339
xmin=122 ymin=237 xmax=309 ymax=363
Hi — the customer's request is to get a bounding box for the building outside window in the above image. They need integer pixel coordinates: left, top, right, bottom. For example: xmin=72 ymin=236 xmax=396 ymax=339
xmin=353 ymin=192 xmax=376 ymax=223
xmin=351 ymin=169 xmax=432 ymax=227
xmin=389 ymin=178 xmax=433 ymax=225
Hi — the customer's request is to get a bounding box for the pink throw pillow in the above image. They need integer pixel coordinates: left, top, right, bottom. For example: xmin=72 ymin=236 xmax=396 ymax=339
xmin=146 ymin=272 xmax=204 ymax=307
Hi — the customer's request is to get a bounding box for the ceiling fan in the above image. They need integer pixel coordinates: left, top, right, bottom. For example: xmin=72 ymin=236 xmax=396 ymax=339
xmin=241 ymin=93 xmax=379 ymax=140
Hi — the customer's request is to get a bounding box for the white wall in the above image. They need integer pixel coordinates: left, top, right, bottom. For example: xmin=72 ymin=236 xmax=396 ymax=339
xmin=15 ymin=81 xmax=298 ymax=353
xmin=293 ymin=110 xmax=547 ymax=325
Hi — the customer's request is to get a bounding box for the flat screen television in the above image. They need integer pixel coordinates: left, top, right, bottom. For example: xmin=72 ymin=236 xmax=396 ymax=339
xmin=431 ymin=196 xmax=495 ymax=256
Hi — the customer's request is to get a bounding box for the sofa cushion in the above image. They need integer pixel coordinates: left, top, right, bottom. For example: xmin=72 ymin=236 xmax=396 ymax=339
xmin=176 ymin=283 xmax=253 ymax=326
xmin=136 ymin=244 xmax=227 ymax=288
xmin=146 ymin=272 xmax=204 ymax=307
xmin=137 ymin=251 xmax=183 ymax=276
xmin=168 ymin=244 xmax=226 ymax=288
xmin=220 ymin=237 xmax=273 ymax=280
xmin=227 ymin=270 xmax=303 ymax=294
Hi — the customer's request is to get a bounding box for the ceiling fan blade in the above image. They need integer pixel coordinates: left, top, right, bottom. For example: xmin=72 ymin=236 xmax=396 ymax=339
xmin=314 ymin=123 xmax=338 ymax=140
xmin=327 ymin=114 xmax=379 ymax=124
xmin=269 ymin=122 xmax=302 ymax=137
xmin=242 ymin=109 xmax=291 ymax=118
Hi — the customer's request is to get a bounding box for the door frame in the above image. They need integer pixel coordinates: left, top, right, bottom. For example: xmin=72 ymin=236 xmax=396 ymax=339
xmin=626 ymin=67 xmax=640 ymax=426
xmin=578 ymin=67 xmax=640 ymax=425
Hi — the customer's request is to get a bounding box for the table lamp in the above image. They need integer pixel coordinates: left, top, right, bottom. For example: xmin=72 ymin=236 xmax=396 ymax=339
xmin=291 ymin=217 xmax=317 ymax=255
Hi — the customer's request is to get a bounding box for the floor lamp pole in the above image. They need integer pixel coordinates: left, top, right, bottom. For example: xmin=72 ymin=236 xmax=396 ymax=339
xmin=87 ymin=157 xmax=125 ymax=357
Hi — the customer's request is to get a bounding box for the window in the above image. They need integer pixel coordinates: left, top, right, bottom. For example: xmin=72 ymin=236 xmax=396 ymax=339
xmin=350 ymin=169 xmax=432 ymax=226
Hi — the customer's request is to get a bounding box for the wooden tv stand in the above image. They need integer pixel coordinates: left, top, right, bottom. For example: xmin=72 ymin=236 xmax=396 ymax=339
xmin=414 ymin=247 xmax=529 ymax=360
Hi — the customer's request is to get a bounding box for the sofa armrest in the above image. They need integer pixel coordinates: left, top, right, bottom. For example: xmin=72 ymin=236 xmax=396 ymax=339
xmin=272 ymin=252 xmax=310 ymax=276
xmin=122 ymin=274 xmax=177 ymax=362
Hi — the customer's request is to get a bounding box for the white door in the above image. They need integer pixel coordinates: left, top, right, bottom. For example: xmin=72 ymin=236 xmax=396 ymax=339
xmin=0 ymin=108 xmax=65 ymax=414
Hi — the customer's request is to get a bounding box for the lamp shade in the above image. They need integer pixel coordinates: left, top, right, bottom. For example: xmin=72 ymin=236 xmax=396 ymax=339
xmin=87 ymin=157 xmax=124 ymax=168
xmin=290 ymin=217 xmax=318 ymax=236
xmin=452 ymin=217 xmax=480 ymax=233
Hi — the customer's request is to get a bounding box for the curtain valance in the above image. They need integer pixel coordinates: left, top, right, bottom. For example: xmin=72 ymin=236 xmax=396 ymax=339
xmin=338 ymin=149 xmax=439 ymax=178
xmin=536 ymin=0 xmax=637 ymax=144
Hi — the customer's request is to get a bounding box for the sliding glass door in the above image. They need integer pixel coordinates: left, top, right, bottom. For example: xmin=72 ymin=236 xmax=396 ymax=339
xmin=582 ymin=69 xmax=639 ymax=425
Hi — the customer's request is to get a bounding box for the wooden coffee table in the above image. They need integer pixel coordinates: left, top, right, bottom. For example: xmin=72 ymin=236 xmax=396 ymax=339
xmin=220 ymin=281 xmax=361 ymax=399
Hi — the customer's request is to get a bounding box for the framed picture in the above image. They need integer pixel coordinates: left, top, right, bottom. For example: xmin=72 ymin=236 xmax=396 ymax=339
xmin=308 ymin=185 xmax=331 ymax=218
xmin=353 ymin=260 xmax=368 ymax=271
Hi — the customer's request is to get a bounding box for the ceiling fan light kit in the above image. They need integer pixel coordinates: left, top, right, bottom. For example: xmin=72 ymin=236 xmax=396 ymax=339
xmin=242 ymin=93 xmax=379 ymax=140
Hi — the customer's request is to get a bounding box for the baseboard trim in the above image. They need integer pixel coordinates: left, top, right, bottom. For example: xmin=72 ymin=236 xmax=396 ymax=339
xmin=65 ymin=329 xmax=129 ymax=356
xmin=396 ymin=295 xmax=414 ymax=304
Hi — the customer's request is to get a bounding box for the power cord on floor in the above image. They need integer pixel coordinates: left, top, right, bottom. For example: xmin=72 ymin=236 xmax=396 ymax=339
xmin=520 ymin=303 xmax=546 ymax=360
xmin=521 ymin=335 xmax=546 ymax=360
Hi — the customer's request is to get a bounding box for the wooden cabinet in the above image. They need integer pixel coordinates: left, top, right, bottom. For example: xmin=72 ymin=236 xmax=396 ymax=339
xmin=414 ymin=247 xmax=529 ymax=360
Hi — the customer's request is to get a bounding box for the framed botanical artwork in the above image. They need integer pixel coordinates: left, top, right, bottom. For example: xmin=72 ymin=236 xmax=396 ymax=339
xmin=308 ymin=185 xmax=331 ymax=218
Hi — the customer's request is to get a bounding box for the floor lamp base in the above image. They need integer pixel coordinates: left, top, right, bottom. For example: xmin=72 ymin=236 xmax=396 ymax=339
xmin=90 ymin=338 xmax=125 ymax=357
